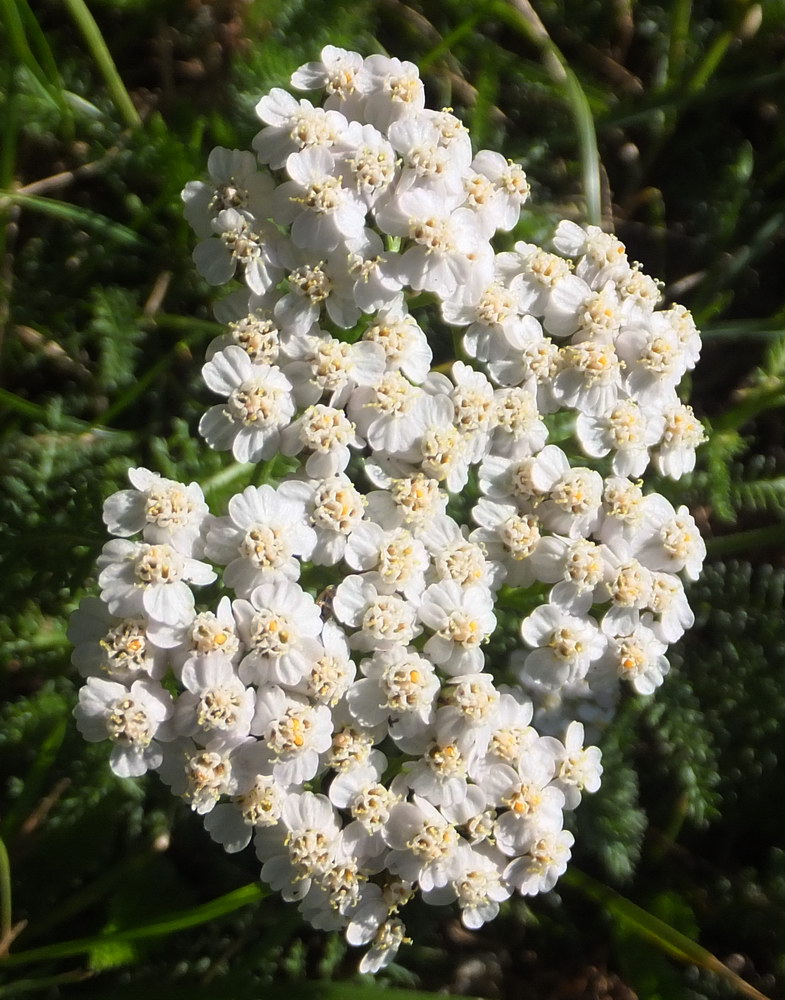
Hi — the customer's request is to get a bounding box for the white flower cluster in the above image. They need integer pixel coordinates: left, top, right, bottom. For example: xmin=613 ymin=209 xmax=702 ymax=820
xmin=71 ymin=46 xmax=706 ymax=973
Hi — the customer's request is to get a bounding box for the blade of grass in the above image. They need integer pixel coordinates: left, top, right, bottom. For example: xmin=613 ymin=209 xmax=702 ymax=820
xmin=14 ymin=0 xmax=73 ymax=134
xmin=419 ymin=5 xmax=493 ymax=71
xmin=0 ymin=837 xmax=11 ymax=947
xmin=0 ymin=0 xmax=69 ymax=121
xmin=0 ymin=883 xmax=268 ymax=969
xmin=667 ymin=0 xmax=693 ymax=88
xmin=61 ymin=0 xmax=141 ymax=129
xmin=0 ymin=190 xmax=142 ymax=246
xmin=0 ymin=719 xmax=66 ymax=843
xmin=497 ymin=0 xmax=602 ymax=226
xmin=564 ymin=868 xmax=772 ymax=1000
xmin=0 ymin=970 xmax=92 ymax=998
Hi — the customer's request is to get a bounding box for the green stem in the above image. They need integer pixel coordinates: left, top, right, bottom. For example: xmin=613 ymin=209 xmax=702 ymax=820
xmin=496 ymin=0 xmax=602 ymax=226
xmin=201 ymin=461 xmax=255 ymax=498
xmin=0 ymin=883 xmax=266 ymax=968
xmin=61 ymin=0 xmax=141 ymax=129
xmin=706 ymin=523 xmax=785 ymax=558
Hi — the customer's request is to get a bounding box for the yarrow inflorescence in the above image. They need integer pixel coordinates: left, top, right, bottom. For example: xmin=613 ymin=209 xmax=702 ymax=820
xmin=71 ymin=46 xmax=706 ymax=974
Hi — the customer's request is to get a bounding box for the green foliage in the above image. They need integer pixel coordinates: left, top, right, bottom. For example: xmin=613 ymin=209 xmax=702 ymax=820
xmin=574 ymin=705 xmax=648 ymax=883
xmin=3 ymin=0 xmax=785 ymax=997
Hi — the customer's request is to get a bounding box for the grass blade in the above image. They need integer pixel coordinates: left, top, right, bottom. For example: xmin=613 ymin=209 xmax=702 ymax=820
xmin=564 ymin=867 xmax=772 ymax=1000
xmin=0 ymin=190 xmax=142 ymax=246
xmin=497 ymin=0 xmax=602 ymax=226
xmin=61 ymin=0 xmax=141 ymax=129
xmin=0 ymin=883 xmax=268 ymax=968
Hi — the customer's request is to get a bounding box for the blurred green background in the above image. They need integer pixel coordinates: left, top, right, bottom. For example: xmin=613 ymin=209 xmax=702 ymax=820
xmin=2 ymin=0 xmax=785 ymax=997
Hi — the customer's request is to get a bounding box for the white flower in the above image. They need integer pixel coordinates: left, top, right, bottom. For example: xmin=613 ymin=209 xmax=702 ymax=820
xmin=200 ymin=347 xmax=296 ymax=464
xmin=254 ymin=90 xmax=347 ymax=168
xmin=387 ymin=115 xmax=470 ymax=201
xmin=347 ymin=646 xmax=439 ymax=749
xmin=255 ymin=790 xmax=342 ymax=901
xmin=545 ymin=721 xmax=603 ymax=809
xmin=420 ymin=515 xmax=500 ymax=591
xmin=208 ymin=288 xmax=285 ymax=366
xmin=435 ymin=672 xmax=501 ymax=754
xmin=284 ymin=330 xmax=385 ymax=408
xmin=447 ymin=361 xmax=497 ymax=462
xmin=599 ymin=621 xmax=670 ymax=695
xmin=362 ymin=299 xmax=432 ymax=383
xmin=155 ymin=597 xmax=242 ymax=665
xmin=349 ymin=370 xmax=431 ymax=454
xmin=616 ymin=315 xmax=690 ymax=407
xmin=360 ymin=55 xmax=426 ymax=131
xmin=552 ymin=220 xmax=628 ymax=279
xmin=544 ymin=276 xmax=624 ymax=340
xmin=364 ymin=473 xmax=449 ymax=534
xmin=530 ymin=536 xmax=613 ymax=610
xmin=182 ymin=147 xmax=276 ymax=238
xmin=576 ymin=397 xmax=663 ymax=477
xmin=490 ymin=385 xmax=549 ymax=459
xmin=418 ymin=580 xmax=496 ymax=675
xmin=358 ymin=918 xmax=408 ymax=974
xmin=520 ymin=603 xmax=606 ymax=689
xmin=297 ymin=620 xmax=356 ymax=706
xmin=485 ymin=739 xmax=563 ymax=842
xmin=404 ymin=739 xmax=471 ymax=808
xmin=97 ymin=539 xmax=215 ymax=626
xmin=450 ymin=843 xmax=512 ymax=929
xmin=378 ymin=189 xmax=492 ymax=299
xmin=251 ymin=687 xmax=333 ymax=785
xmin=344 ymin=521 xmax=429 ymax=600
xmin=643 ymin=571 xmax=695 ymax=644
xmin=74 ymin=677 xmax=173 ymax=777
xmin=412 ymin=394 xmax=473 ymax=492
xmin=530 ymin=446 xmax=603 ymax=538
xmin=273 ymin=147 xmax=367 ymax=251
xmin=633 ymin=496 xmax=706 ymax=580
xmin=333 ymin=574 xmax=421 ymax=651
xmin=280 ymin=403 xmax=362 ymax=479
xmin=204 ymin=765 xmax=288 ymax=853
xmin=280 ymin=474 xmax=367 ymax=565
xmin=384 ymin=796 xmax=464 ymax=892
xmin=102 ymin=467 xmax=210 ymax=556
xmin=206 ymin=484 xmax=316 ymax=595
xmin=174 ymin=655 xmax=255 ymax=742
xmin=234 ymin=579 xmax=323 ymax=687
xmin=653 ymin=401 xmax=706 ymax=478
xmin=291 ymin=45 xmax=367 ymax=115
xmin=333 ymin=230 xmax=404 ymax=313
xmin=471 ymin=691 xmax=536 ymax=779
xmin=503 ymin=828 xmax=574 ymax=895
xmin=511 ymin=241 xmax=574 ymax=315
xmin=192 ymin=208 xmax=282 ymax=295
xmin=471 ymin=151 xmax=530 ymax=229
xmin=338 ymin=124 xmax=398 ymax=205
xmin=68 ymin=597 xmax=167 ymax=682
xmin=552 ymin=337 xmax=624 ymax=417
xmin=469 ymin=498 xmax=543 ymax=587
xmin=478 ymin=453 xmax=544 ymax=510
xmin=158 ymin=739 xmax=240 ymax=814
